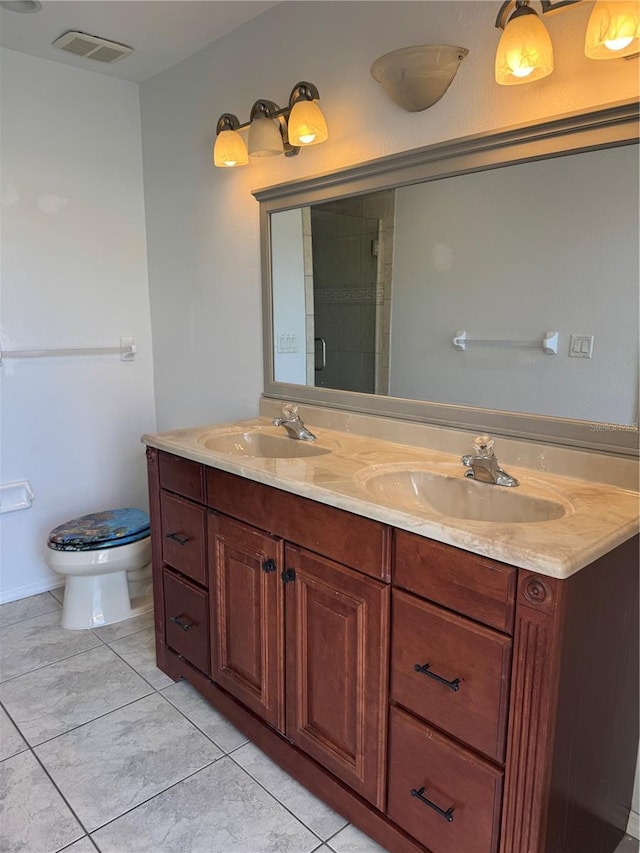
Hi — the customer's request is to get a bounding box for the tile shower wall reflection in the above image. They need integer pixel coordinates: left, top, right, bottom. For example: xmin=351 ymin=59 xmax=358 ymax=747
xmin=309 ymin=192 xmax=395 ymax=394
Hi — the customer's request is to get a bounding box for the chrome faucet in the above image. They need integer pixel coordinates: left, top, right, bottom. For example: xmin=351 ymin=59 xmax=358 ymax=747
xmin=272 ymin=404 xmax=317 ymax=441
xmin=461 ymin=434 xmax=519 ymax=487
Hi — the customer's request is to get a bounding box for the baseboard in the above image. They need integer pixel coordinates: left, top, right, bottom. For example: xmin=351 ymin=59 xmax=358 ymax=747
xmin=628 ymin=807 xmax=639 ymax=840
xmin=0 ymin=578 xmax=64 ymax=605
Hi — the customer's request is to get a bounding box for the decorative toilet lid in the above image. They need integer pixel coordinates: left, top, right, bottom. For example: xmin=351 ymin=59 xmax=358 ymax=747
xmin=47 ymin=508 xmax=150 ymax=551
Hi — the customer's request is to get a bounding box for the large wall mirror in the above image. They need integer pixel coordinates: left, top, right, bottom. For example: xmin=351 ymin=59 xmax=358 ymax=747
xmin=256 ymin=101 xmax=639 ymax=456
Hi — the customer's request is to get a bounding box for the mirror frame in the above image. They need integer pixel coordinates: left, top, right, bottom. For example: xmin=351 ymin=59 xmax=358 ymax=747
xmin=255 ymin=100 xmax=639 ymax=456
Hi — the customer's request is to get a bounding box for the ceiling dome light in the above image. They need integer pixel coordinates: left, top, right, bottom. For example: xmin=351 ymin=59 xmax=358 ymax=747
xmin=0 ymin=1 xmax=42 ymax=11
xmin=371 ymin=45 xmax=469 ymax=111
xmin=495 ymin=0 xmax=554 ymax=84
xmin=585 ymin=0 xmax=640 ymax=58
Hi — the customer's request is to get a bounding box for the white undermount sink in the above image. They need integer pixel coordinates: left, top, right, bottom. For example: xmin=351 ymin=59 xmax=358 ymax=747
xmin=199 ymin=428 xmax=332 ymax=459
xmin=355 ymin=466 xmax=567 ymax=523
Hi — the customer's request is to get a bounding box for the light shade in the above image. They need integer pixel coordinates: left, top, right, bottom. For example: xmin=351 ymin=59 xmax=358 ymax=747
xmin=248 ymin=115 xmax=284 ymax=158
xmin=288 ymin=99 xmax=329 ymax=146
xmin=585 ymin=0 xmax=640 ymax=58
xmin=370 ymin=45 xmax=469 ymax=112
xmin=495 ymin=6 xmax=554 ymax=84
xmin=213 ymin=129 xmax=248 ymax=167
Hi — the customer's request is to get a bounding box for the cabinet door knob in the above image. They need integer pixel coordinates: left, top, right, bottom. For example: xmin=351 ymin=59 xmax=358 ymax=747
xmin=410 ymin=787 xmax=455 ymax=822
xmin=414 ymin=662 xmax=460 ymax=692
xmin=281 ymin=568 xmax=296 ymax=583
xmin=170 ymin=615 xmax=193 ymax=631
xmin=165 ymin=531 xmax=190 ymax=546
xmin=262 ymin=559 xmax=277 ymax=573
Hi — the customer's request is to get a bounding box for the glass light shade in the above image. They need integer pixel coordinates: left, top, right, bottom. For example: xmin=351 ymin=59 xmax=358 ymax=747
xmin=370 ymin=45 xmax=469 ymax=112
xmin=495 ymin=10 xmax=554 ymax=85
xmin=213 ymin=129 xmax=248 ymax=167
xmin=585 ymin=1 xmax=640 ymax=58
xmin=287 ymin=99 xmax=329 ymax=146
xmin=248 ymin=115 xmax=284 ymax=158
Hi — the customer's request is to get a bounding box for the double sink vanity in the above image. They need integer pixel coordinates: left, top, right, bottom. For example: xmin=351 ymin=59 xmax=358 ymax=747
xmin=143 ymin=408 xmax=639 ymax=853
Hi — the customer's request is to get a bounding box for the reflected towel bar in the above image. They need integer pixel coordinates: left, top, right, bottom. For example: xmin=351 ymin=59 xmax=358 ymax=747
xmin=453 ymin=331 xmax=558 ymax=354
xmin=0 ymin=336 xmax=137 ymax=367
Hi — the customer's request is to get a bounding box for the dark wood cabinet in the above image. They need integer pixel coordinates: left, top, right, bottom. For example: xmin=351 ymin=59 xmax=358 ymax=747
xmin=285 ymin=545 xmax=389 ymax=808
xmin=208 ymin=513 xmax=285 ymax=730
xmin=147 ymin=447 xmax=639 ymax=853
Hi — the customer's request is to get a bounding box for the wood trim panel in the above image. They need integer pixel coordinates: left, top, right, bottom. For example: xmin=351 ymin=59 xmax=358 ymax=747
xmin=146 ymin=447 xmax=167 ymax=664
xmin=500 ymin=572 xmax=567 ymax=853
xmin=544 ymin=536 xmax=639 ymax=853
xmin=206 ymin=467 xmax=391 ymax=581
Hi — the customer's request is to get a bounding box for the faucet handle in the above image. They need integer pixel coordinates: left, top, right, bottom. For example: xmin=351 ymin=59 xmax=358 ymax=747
xmin=282 ymin=403 xmax=299 ymax=419
xmin=472 ymin=434 xmax=494 ymax=457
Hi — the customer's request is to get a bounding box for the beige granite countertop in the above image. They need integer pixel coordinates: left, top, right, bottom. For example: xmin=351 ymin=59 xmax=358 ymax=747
xmin=142 ymin=418 xmax=640 ymax=579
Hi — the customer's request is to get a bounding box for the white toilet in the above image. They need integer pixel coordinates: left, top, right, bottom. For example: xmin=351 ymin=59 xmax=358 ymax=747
xmin=45 ymin=508 xmax=153 ymax=630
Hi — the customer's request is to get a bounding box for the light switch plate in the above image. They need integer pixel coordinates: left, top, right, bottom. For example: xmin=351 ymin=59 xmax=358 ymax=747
xmin=569 ymin=334 xmax=594 ymax=358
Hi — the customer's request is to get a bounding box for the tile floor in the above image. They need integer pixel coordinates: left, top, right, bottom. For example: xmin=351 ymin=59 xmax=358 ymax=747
xmin=0 ymin=590 xmax=638 ymax=853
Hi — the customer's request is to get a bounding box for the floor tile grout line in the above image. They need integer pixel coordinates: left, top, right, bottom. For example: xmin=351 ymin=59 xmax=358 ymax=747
xmin=0 ymin=701 xmax=94 ymax=845
xmin=84 ymin=756 xmax=221 ymax=837
xmin=0 ymin=641 xmax=153 ymax=701
xmin=103 ymin=637 xmax=175 ymax=694
xmin=156 ymin=683 xmax=252 ymax=756
xmin=0 ymin=639 xmax=105 ymax=685
xmin=21 ymin=690 xmax=160 ymax=750
xmin=226 ymin=750 xmax=335 ymax=847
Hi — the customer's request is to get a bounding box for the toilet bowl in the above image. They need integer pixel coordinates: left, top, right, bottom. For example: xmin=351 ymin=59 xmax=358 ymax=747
xmin=45 ymin=508 xmax=153 ymax=630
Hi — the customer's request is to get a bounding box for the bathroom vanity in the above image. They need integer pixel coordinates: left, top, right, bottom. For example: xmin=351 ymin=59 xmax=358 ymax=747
xmin=143 ymin=419 xmax=639 ymax=853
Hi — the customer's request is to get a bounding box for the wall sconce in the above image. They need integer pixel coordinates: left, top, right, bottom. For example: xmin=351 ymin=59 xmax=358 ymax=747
xmin=213 ymin=82 xmax=328 ymax=168
xmin=370 ymin=45 xmax=469 ymax=111
xmin=495 ymin=0 xmax=640 ymax=85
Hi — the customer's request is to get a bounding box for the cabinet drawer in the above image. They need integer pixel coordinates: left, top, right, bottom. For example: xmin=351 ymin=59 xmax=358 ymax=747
xmin=159 ymin=451 xmax=205 ymax=503
xmin=394 ymin=531 xmax=516 ymax=633
xmin=163 ymin=569 xmax=209 ymax=674
xmin=160 ymin=492 xmax=206 ymax=586
xmin=206 ymin=467 xmax=390 ymax=581
xmin=388 ymin=707 xmax=503 ymax=853
xmin=392 ymin=590 xmax=511 ymax=762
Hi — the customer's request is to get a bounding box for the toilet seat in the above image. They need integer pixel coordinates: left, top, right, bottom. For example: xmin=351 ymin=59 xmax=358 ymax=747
xmin=45 ymin=508 xmax=153 ymax=630
xmin=47 ymin=508 xmax=150 ymax=551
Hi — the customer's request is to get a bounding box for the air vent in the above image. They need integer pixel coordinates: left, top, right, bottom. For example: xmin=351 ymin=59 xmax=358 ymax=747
xmin=52 ymin=31 xmax=132 ymax=64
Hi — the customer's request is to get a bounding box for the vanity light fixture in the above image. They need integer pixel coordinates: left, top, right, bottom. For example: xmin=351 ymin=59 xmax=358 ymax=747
xmin=213 ymin=82 xmax=328 ymax=168
xmin=495 ymin=0 xmax=640 ymax=85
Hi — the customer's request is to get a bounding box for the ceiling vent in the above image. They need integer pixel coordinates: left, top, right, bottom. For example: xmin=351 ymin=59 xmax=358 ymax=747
xmin=51 ymin=31 xmax=132 ymax=64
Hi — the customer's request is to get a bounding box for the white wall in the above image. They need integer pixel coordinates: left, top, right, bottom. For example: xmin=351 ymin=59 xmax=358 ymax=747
xmin=0 ymin=48 xmax=156 ymax=603
xmin=390 ymin=145 xmax=639 ymax=423
xmin=139 ymin=0 xmax=639 ymax=431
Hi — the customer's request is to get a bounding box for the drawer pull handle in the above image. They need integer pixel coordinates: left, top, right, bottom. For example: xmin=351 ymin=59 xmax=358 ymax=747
xmin=262 ymin=559 xmax=277 ymax=573
xmin=166 ymin=532 xmax=190 ymax=545
xmin=410 ymin=787 xmax=455 ymax=823
xmin=414 ymin=662 xmax=460 ymax=692
xmin=281 ymin=568 xmax=296 ymax=583
xmin=170 ymin=615 xmax=193 ymax=631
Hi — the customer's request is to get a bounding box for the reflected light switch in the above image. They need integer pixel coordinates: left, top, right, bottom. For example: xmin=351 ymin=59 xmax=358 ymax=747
xmin=569 ymin=334 xmax=594 ymax=358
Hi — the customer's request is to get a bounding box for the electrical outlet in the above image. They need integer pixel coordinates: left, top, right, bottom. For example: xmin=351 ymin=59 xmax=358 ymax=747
xmin=569 ymin=334 xmax=594 ymax=358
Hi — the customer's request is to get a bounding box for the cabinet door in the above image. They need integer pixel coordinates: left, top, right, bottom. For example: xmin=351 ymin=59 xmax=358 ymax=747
xmin=208 ymin=513 xmax=285 ymax=731
xmin=285 ymin=545 xmax=390 ymax=809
